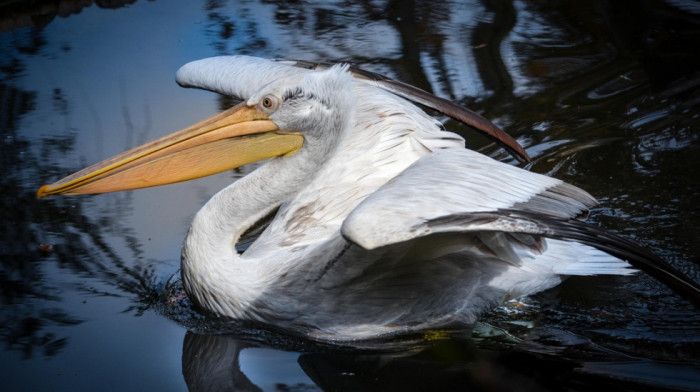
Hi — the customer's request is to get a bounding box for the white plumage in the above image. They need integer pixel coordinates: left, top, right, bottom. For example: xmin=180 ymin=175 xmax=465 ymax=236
xmin=39 ymin=55 xmax=698 ymax=340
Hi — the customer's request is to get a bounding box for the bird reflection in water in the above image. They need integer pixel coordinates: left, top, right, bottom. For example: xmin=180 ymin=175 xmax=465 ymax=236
xmin=182 ymin=328 xmax=700 ymax=392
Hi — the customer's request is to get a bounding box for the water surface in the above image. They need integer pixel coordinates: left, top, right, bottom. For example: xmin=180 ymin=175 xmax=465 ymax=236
xmin=1 ymin=0 xmax=698 ymax=391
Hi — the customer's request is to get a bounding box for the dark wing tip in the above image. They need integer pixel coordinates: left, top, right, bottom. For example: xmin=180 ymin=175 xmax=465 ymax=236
xmin=348 ymin=66 xmax=531 ymax=164
xmin=506 ymin=210 xmax=700 ymax=308
xmin=427 ymin=210 xmax=700 ymax=308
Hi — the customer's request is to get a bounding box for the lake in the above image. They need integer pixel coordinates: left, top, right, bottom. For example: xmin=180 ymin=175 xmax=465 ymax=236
xmin=1 ymin=0 xmax=698 ymax=390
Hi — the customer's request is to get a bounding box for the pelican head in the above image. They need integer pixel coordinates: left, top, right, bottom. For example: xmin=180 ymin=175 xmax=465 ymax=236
xmin=37 ymin=64 xmax=355 ymax=198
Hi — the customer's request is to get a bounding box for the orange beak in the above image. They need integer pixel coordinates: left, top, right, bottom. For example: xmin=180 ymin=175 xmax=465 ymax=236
xmin=37 ymin=103 xmax=303 ymax=197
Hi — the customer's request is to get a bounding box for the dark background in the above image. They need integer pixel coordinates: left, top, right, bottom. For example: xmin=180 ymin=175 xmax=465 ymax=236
xmin=1 ymin=0 xmax=698 ymax=390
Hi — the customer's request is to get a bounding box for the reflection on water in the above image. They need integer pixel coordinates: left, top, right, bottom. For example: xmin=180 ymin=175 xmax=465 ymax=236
xmin=1 ymin=0 xmax=699 ymax=390
xmin=182 ymin=327 xmax=700 ymax=392
xmin=0 ymin=78 xmax=159 ymax=358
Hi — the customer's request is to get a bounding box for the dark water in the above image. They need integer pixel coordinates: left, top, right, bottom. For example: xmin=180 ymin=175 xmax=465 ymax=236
xmin=1 ymin=0 xmax=699 ymax=391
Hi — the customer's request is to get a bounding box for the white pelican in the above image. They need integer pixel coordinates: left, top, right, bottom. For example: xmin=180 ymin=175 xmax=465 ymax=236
xmin=38 ymin=56 xmax=699 ymax=340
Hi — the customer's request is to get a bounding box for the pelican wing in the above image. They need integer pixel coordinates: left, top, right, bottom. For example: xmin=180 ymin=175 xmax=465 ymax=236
xmin=341 ymin=148 xmax=594 ymax=250
xmin=342 ymin=148 xmax=700 ymax=305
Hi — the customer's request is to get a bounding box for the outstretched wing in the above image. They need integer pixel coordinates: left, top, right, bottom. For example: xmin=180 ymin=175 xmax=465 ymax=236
xmin=341 ymin=148 xmax=700 ymax=306
xmin=341 ymin=148 xmax=594 ymax=249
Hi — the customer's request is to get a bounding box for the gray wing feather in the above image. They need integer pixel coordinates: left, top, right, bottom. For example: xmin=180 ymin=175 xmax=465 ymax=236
xmin=340 ymin=147 xmax=700 ymax=306
xmin=426 ymin=210 xmax=700 ymax=307
xmin=341 ymin=148 xmax=592 ymax=250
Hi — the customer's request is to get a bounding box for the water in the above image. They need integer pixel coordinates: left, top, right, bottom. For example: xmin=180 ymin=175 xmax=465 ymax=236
xmin=1 ymin=0 xmax=699 ymax=390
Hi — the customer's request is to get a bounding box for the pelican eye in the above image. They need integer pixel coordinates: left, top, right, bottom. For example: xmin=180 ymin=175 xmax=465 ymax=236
xmin=259 ymin=95 xmax=280 ymax=112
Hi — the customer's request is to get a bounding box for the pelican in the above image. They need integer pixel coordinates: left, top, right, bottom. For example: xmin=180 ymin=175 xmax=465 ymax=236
xmin=38 ymin=56 xmax=699 ymax=340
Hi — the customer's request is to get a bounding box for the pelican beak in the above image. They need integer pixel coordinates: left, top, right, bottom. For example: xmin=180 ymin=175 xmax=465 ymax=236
xmin=37 ymin=103 xmax=303 ymax=197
